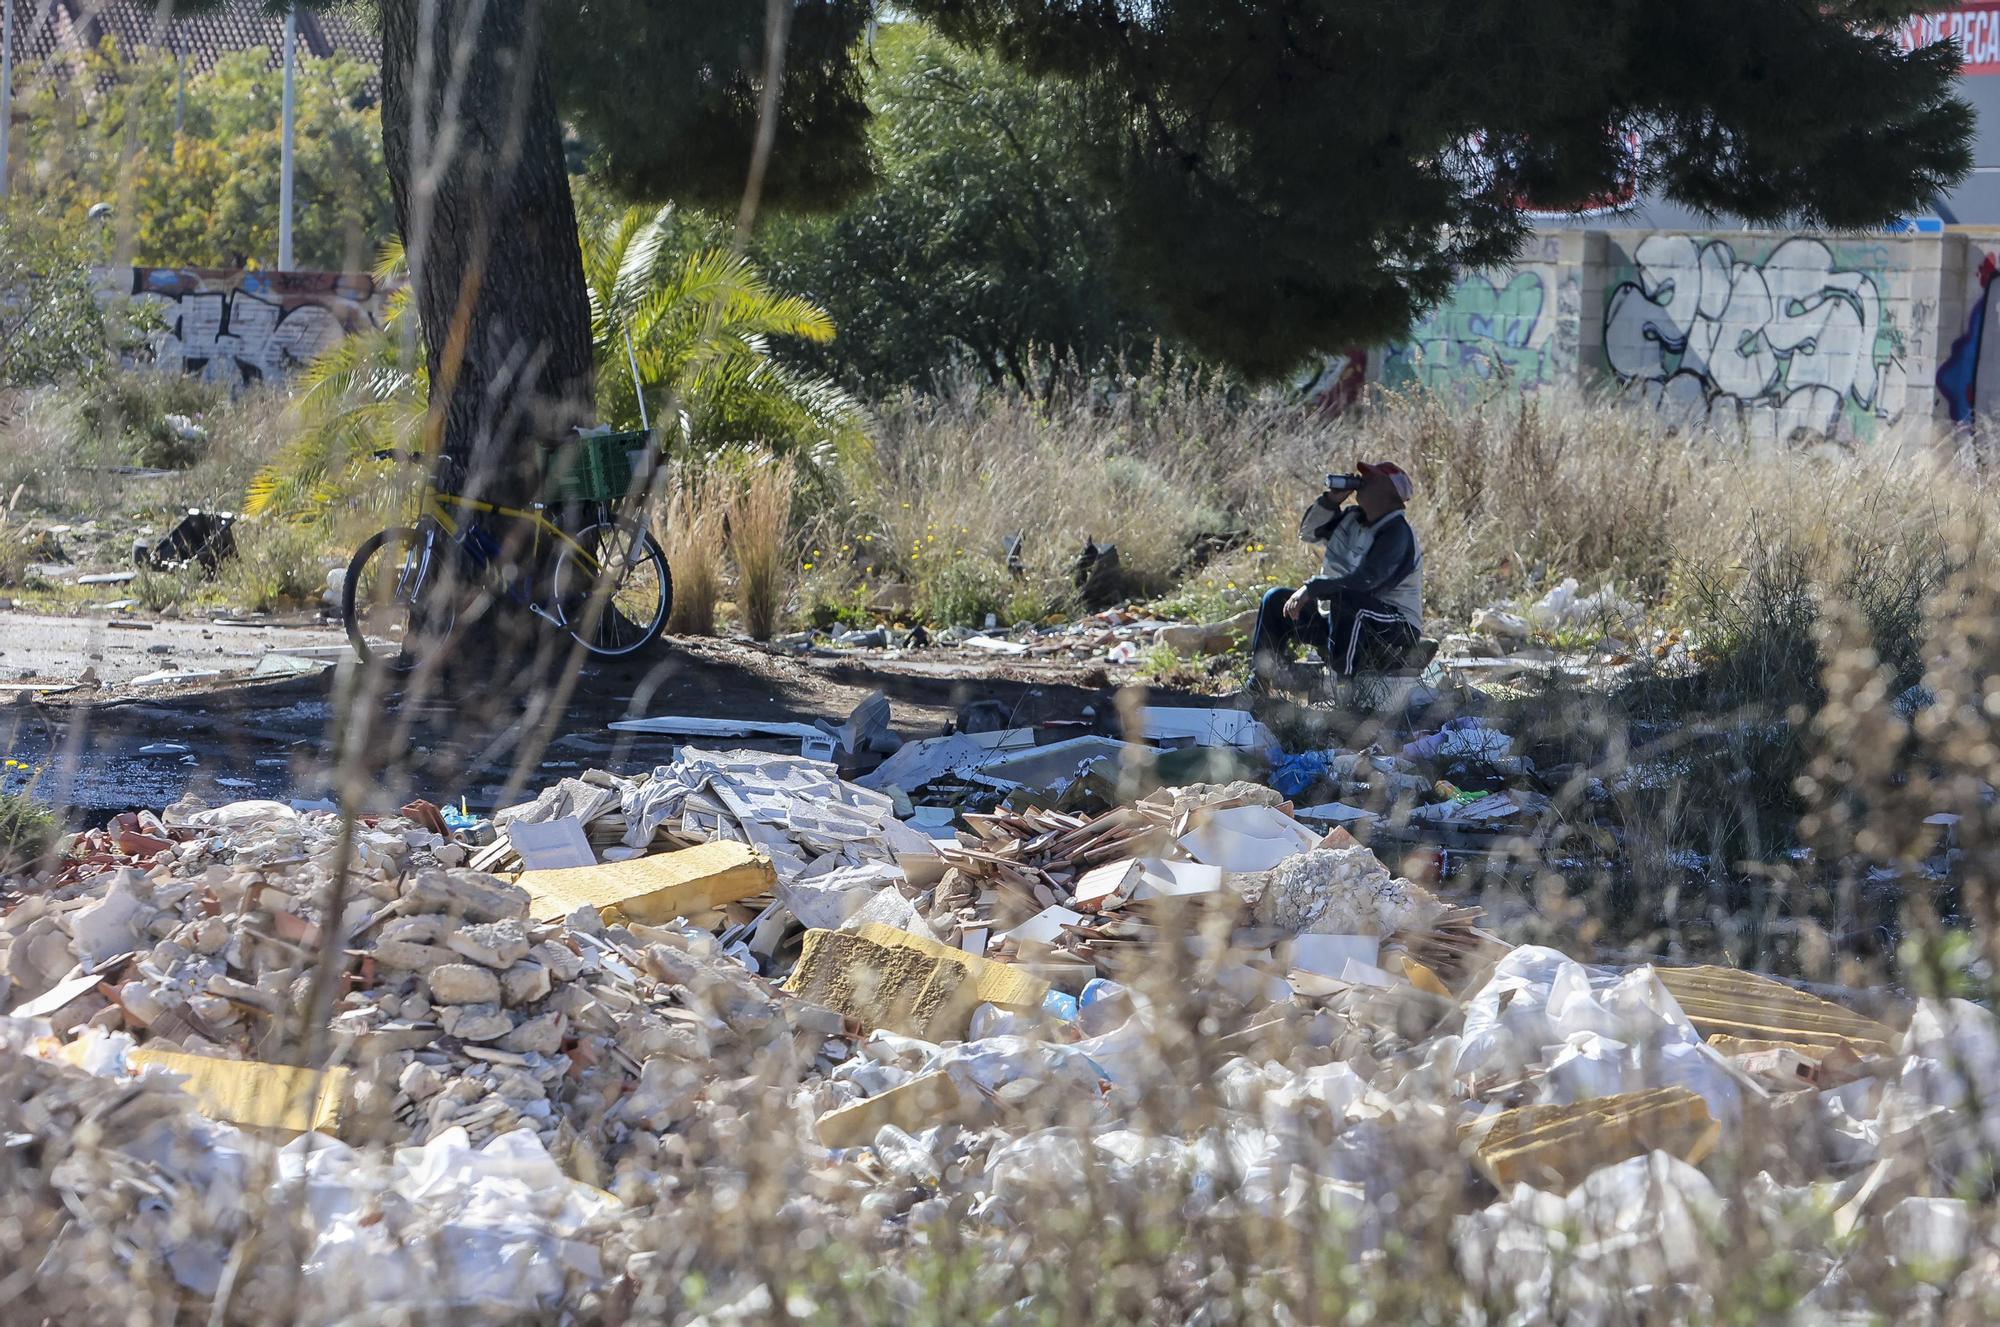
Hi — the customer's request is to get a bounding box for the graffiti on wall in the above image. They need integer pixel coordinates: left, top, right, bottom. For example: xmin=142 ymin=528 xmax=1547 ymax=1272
xmin=1602 ymin=236 xmax=1906 ymax=442
xmin=103 ymin=267 xmax=389 ymax=387
xmin=1377 ymin=271 xmax=1562 ymax=394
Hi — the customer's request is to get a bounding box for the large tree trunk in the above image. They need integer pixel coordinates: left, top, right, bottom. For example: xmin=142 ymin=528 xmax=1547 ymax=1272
xmin=379 ymin=0 xmax=592 ymax=506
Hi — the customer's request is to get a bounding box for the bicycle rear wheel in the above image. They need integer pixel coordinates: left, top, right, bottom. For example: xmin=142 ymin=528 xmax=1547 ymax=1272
xmin=550 ymin=521 xmax=670 ymax=657
xmin=342 ymin=524 xmax=460 ymax=669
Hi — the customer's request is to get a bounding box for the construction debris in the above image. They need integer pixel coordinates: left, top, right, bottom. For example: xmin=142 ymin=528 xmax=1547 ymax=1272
xmin=0 ymin=727 xmax=1985 ymax=1323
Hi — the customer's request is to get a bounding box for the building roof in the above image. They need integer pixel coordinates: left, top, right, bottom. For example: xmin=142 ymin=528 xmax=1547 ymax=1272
xmin=14 ymin=1 xmax=377 ymax=84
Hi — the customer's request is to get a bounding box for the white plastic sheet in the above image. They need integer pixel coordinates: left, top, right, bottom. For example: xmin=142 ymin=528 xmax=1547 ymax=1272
xmin=1454 ymin=1151 xmax=1723 ymax=1326
xmin=1455 ymin=947 xmax=1741 ymax=1122
xmin=282 ymin=1126 xmax=621 ymax=1320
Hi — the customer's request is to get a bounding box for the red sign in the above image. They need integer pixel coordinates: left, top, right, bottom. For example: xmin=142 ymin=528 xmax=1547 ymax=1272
xmin=1901 ymin=4 xmax=2000 ymax=76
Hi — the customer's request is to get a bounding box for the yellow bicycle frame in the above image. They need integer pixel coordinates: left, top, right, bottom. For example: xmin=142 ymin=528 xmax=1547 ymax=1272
xmin=422 ymin=488 xmax=599 ymax=569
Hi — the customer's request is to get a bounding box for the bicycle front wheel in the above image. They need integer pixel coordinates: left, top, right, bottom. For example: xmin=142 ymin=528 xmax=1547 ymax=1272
xmin=550 ymin=521 xmax=671 ymax=657
xmin=342 ymin=524 xmax=459 ymax=669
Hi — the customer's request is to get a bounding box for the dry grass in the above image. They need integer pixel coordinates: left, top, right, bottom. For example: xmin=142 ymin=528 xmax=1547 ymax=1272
xmin=658 ymin=467 xmax=728 ymax=636
xmin=790 ymin=382 xmax=1997 ymax=635
xmin=730 ymin=456 xmax=795 ymax=641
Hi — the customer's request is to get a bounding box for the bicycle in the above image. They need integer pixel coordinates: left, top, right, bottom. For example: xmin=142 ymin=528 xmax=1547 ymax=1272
xmin=342 ymin=445 xmax=671 ymax=667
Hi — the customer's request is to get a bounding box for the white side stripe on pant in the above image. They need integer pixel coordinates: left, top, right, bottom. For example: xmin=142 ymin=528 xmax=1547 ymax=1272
xmin=1344 ymin=610 xmax=1407 ymax=675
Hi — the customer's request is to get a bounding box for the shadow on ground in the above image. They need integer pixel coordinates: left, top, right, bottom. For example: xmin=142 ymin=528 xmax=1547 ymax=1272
xmin=6 ymin=635 xmax=1201 ymax=825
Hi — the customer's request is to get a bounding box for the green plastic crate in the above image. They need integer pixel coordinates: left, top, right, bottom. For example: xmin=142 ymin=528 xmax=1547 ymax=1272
xmin=544 ymin=430 xmax=642 ymax=503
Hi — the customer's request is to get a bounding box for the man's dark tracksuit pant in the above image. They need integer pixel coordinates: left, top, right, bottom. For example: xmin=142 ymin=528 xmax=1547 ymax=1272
xmin=1250 ymin=585 xmax=1419 ymax=678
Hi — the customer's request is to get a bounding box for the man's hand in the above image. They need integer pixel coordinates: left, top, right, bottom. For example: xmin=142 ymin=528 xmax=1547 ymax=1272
xmin=1283 ymin=585 xmax=1313 ymax=620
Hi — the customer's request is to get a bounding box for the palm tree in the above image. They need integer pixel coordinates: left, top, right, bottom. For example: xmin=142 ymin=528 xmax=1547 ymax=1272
xmin=584 ymin=204 xmax=865 ymax=456
xmin=246 ymin=213 xmax=865 ymax=523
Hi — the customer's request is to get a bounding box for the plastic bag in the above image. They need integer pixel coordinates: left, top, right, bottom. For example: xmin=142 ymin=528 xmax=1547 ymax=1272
xmin=1456 ymin=947 xmax=1740 ymax=1122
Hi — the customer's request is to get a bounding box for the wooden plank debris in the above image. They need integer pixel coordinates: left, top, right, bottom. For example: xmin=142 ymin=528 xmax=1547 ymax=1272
xmin=1467 ymin=1085 xmax=1720 ymax=1193
xmin=1652 ymin=966 xmax=1897 ymax=1057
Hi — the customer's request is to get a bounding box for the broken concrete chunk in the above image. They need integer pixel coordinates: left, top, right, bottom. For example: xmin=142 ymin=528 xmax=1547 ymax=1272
xmin=205 ymin=973 xmax=281 ymax=1015
xmin=447 ymin=919 xmax=531 ymax=969
xmin=497 ymin=1011 xmax=565 ymax=1055
xmin=500 ymin=962 xmax=552 ymax=1007
xmin=530 ymin=940 xmax=585 ymax=982
xmin=437 ymin=1003 xmax=513 ymax=1042
xmin=187 ymin=916 xmax=230 ymax=956
xmin=428 ymin=963 xmax=502 ymax=1006
xmin=188 ymin=994 xmax=239 ymax=1025
xmin=372 ymin=939 xmax=458 ymax=971
xmin=398 ymin=1060 xmax=445 ymax=1100
xmin=116 ymin=980 xmax=167 ymax=1027
xmin=403 ymin=869 xmax=532 ymax=923
xmin=378 ymin=914 xmax=450 ymax=946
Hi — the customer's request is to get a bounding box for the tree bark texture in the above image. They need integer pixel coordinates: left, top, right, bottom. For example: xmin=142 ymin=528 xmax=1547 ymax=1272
xmin=379 ymin=0 xmax=592 ymax=505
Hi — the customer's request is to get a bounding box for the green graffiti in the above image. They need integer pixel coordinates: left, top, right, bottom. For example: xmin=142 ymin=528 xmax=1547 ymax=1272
xmin=1380 ymin=273 xmax=1554 ymax=394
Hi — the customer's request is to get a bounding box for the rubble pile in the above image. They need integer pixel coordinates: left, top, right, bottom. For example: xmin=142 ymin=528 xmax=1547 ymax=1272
xmin=1 ymin=797 xmax=810 ymax=1180
xmin=3 ymin=738 xmax=1999 ymax=1323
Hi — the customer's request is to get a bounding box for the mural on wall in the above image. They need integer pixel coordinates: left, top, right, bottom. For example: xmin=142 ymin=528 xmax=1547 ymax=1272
xmin=102 ymin=267 xmax=389 ymax=387
xmin=1602 ymin=235 xmax=1907 ymax=442
xmin=1377 ymin=270 xmax=1562 ymax=395
xmin=1937 ymin=250 xmax=2000 ymax=424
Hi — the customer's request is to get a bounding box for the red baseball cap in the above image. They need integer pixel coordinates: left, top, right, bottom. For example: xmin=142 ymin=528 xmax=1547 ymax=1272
xmin=1356 ymin=460 xmax=1413 ymax=501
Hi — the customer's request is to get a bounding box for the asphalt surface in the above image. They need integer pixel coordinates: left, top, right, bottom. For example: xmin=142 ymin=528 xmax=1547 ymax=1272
xmin=0 ymin=612 xmax=1187 ymax=826
xmin=0 ymin=611 xmax=348 ymax=689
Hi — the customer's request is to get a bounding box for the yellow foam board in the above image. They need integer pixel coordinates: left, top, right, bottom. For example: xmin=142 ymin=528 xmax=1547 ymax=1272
xmin=783 ymin=929 xmax=981 ymax=1039
xmin=129 ymin=1046 xmax=352 ymax=1136
xmin=516 ymin=841 xmax=775 ymax=924
xmin=853 ymin=922 xmax=1050 ymax=1011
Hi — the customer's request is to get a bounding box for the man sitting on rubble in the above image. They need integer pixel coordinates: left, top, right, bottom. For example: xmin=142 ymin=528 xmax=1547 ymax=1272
xmin=1247 ymin=460 xmax=1424 ymax=692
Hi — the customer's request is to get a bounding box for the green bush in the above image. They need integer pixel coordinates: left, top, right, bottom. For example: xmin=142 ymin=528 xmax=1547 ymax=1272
xmin=79 ymin=371 xmax=226 ymax=470
xmin=220 ymin=522 xmax=331 ymax=614
xmin=920 ymin=556 xmax=1011 ymax=628
xmin=0 ymin=789 xmax=56 ymax=873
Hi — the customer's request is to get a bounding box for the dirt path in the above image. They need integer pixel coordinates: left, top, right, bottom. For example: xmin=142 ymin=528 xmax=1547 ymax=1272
xmin=0 ymin=624 xmax=1217 ymax=824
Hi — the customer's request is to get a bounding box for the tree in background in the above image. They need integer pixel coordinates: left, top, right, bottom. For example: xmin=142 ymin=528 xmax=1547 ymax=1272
xmin=913 ymin=0 xmax=1974 ymax=376
xmin=761 ymin=25 xmax=1160 ymax=397
xmin=12 ymin=40 xmax=391 ymax=272
xmin=0 ymin=210 xmax=137 ymax=388
xmin=193 ymin=0 xmax=1969 ymax=509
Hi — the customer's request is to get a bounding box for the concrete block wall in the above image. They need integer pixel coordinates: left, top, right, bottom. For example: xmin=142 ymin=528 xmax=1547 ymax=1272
xmin=94 ymin=265 xmax=391 ymax=389
xmin=1368 ymin=229 xmax=2000 ymax=440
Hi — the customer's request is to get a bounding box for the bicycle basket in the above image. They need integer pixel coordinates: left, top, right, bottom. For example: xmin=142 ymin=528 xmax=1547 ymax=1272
xmin=543 ymin=430 xmax=643 ymax=504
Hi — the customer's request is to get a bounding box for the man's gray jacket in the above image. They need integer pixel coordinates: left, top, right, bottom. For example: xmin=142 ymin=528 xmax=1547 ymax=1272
xmin=1297 ymin=501 xmax=1424 ymax=631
